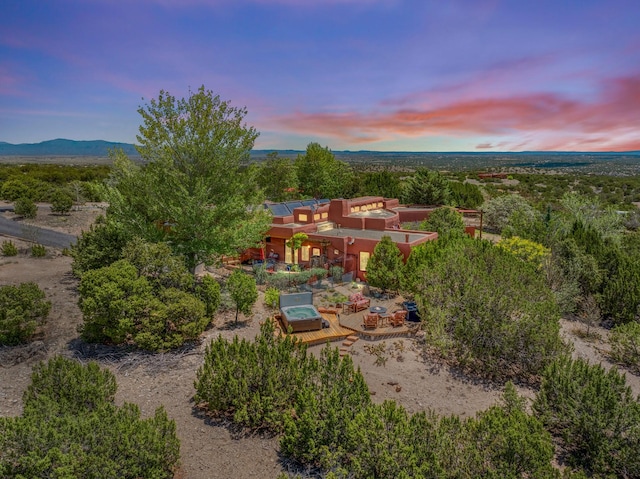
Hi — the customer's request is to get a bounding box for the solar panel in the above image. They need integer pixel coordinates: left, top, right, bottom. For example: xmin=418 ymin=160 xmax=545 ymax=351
xmin=266 ymin=203 xmax=291 ymax=217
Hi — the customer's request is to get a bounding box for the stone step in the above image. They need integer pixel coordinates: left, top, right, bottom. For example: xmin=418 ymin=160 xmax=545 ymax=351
xmin=342 ymin=340 xmax=354 ymax=347
xmin=347 ymin=335 xmax=359 ymax=342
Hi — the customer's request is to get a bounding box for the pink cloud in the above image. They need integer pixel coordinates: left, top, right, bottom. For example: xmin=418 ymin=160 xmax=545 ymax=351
xmin=273 ymin=73 xmax=640 ymax=151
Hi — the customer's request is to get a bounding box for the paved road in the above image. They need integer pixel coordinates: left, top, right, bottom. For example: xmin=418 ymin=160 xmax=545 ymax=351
xmin=0 ymin=216 xmax=76 ymax=249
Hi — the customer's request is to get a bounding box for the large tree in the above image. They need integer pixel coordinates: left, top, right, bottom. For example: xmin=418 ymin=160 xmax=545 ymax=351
xmin=257 ymin=152 xmax=299 ymax=202
xmin=103 ymin=86 xmax=271 ymax=270
xmin=365 ymin=236 xmax=404 ymax=294
xmin=294 ymin=143 xmax=353 ymax=199
xmin=402 ymin=168 xmax=452 ymax=206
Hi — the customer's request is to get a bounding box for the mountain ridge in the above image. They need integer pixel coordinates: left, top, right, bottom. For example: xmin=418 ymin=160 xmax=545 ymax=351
xmin=1 ymin=139 xmax=639 ymax=157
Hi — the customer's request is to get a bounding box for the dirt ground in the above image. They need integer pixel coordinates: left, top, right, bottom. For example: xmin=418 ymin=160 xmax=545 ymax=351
xmin=2 ymin=207 xmax=640 ymax=479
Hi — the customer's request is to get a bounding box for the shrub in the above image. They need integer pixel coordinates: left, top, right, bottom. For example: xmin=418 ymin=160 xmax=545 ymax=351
xmin=226 ymin=269 xmax=258 ymax=325
xmin=30 ymin=244 xmax=46 ymax=257
xmin=70 ymin=218 xmax=128 ymax=276
xmin=365 ymin=236 xmax=404 ymax=294
xmin=50 ymin=188 xmax=74 ymax=215
xmin=1 ymin=240 xmax=18 ymax=256
xmin=264 ymin=287 xmax=280 ymax=309
xmin=0 ymin=282 xmax=51 ymax=345
xmin=496 ymin=236 xmax=550 ymax=269
xmin=609 ymin=322 xmax=640 ymax=373
xmin=196 ymin=275 xmax=221 ymax=318
xmin=14 ymin=196 xmax=37 ymax=218
xmin=0 ymin=356 xmax=180 ymax=478
xmin=415 ymin=239 xmax=567 ymax=381
xmin=533 ymin=356 xmax=640 ymax=477
xmin=329 ymin=265 xmax=344 ymax=284
xmin=418 ymin=206 xmax=466 ymax=238
xmin=78 ymin=259 xmax=208 ymax=351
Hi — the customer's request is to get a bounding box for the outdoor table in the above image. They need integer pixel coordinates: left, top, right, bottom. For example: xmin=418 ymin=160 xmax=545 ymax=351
xmin=369 ymin=305 xmax=388 ymax=325
xmin=342 ymin=301 xmax=354 ymax=314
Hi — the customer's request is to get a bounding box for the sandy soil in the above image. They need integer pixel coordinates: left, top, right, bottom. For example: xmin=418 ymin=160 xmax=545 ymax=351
xmin=2 ymin=207 xmax=639 ymax=478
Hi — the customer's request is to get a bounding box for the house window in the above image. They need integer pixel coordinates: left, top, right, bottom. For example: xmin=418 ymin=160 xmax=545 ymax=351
xmin=377 ymin=202 xmax=383 ymax=208
xmin=312 ymin=247 xmax=321 ymax=257
xmin=322 ymin=212 xmax=328 ymax=219
xmin=285 ymin=246 xmax=292 ymax=264
xmin=334 ymin=249 xmax=339 ymax=255
xmin=314 ymin=214 xmax=320 ymax=221
xmin=354 ymin=206 xmax=360 ymax=212
xmin=298 ymin=213 xmax=308 ymax=222
xmin=360 ymin=251 xmax=370 ymax=271
xmin=301 ymin=245 xmax=310 ymax=261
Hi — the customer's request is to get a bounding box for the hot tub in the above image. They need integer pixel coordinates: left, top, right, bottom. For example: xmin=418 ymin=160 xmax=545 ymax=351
xmin=280 ymin=305 xmax=323 ymax=332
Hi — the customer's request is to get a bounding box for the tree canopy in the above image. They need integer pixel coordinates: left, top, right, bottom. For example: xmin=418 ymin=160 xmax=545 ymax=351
xmin=402 ymin=168 xmax=452 ymax=206
xmin=103 ymin=86 xmax=271 ymax=270
xmin=294 ymin=142 xmax=353 ymax=199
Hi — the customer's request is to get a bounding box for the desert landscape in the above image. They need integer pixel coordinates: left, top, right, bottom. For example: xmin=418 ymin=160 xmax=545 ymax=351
xmin=2 ymin=203 xmax=640 ymax=478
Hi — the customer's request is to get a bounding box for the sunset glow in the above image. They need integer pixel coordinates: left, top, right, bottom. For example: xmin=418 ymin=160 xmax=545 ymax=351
xmin=1 ymin=0 xmax=639 ymax=151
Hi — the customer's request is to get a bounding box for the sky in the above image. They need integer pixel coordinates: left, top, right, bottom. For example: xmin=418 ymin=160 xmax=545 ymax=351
xmin=1 ymin=0 xmax=640 ymax=152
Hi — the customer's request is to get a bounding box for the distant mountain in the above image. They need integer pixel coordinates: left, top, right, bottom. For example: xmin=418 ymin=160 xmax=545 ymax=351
xmin=0 ymin=139 xmax=139 ymax=156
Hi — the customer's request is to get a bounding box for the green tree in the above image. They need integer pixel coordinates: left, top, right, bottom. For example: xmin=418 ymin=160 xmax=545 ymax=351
xmin=103 ymin=86 xmax=271 ymax=270
xmin=449 ymin=181 xmax=484 ymax=208
xmin=294 ymin=142 xmax=353 ymax=199
xmin=14 ymin=196 xmax=37 ymax=218
xmin=365 ymin=236 xmax=404 ymax=294
xmin=226 ymin=269 xmax=258 ymax=325
xmin=0 ymin=356 xmax=180 ymax=478
xmin=285 ymin=232 xmax=308 ymax=265
xmin=0 ymin=282 xmax=51 ymax=345
xmin=257 ymin=152 xmax=299 ymax=201
xmin=609 ymin=322 xmax=640 ymax=373
xmin=70 ymin=217 xmax=129 ymax=276
xmin=78 ymin=258 xmax=209 ymax=351
xmin=402 ymin=168 xmax=452 ymax=206
xmin=419 ymin=206 xmax=466 ymax=238
xmin=358 ymin=170 xmax=402 ymax=199
xmin=533 ymin=356 xmax=640 ymax=477
xmin=50 ymin=188 xmax=74 ymax=215
xmin=483 ymin=194 xmax=540 ymax=237
xmin=415 ymin=240 xmax=566 ymax=381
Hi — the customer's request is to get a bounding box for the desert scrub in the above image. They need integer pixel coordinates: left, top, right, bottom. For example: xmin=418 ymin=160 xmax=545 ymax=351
xmin=609 ymin=322 xmax=640 ymax=373
xmin=1 ymin=240 xmax=18 ymax=256
xmin=0 ymin=282 xmax=51 ymax=345
xmin=264 ymin=287 xmax=280 ymax=309
xmin=30 ymin=244 xmax=46 ymax=257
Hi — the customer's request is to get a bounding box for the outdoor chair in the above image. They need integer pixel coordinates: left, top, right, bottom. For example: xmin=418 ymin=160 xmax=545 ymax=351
xmin=390 ymin=310 xmax=407 ymax=327
xmin=349 ymin=292 xmax=370 ymax=312
xmin=363 ymin=313 xmax=379 ymax=330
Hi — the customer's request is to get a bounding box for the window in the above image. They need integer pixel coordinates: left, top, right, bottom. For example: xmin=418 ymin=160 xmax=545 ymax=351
xmin=322 ymin=212 xmax=328 ymax=219
xmin=314 ymin=214 xmax=320 ymax=221
xmin=301 ymin=245 xmax=310 ymax=261
xmin=360 ymin=251 xmax=370 ymax=271
xmin=312 ymin=247 xmax=321 ymax=257
xmin=298 ymin=213 xmax=308 ymax=222
xmin=285 ymin=246 xmax=292 ymax=264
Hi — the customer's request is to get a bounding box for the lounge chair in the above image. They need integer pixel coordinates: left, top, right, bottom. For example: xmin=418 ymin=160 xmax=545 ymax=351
xmin=363 ymin=313 xmax=379 ymax=330
xmin=390 ymin=310 xmax=407 ymax=327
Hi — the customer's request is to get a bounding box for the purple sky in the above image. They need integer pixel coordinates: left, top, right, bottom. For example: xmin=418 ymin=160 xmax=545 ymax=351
xmin=2 ymin=0 xmax=640 ymax=151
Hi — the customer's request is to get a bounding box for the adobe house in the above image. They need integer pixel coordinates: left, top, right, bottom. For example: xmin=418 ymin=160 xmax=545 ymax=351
xmin=247 ymin=196 xmax=479 ymax=282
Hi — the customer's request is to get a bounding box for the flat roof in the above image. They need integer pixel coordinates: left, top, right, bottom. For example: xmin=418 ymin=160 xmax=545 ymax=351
xmin=349 ymin=209 xmax=396 ymax=218
xmin=309 ymin=227 xmax=433 ymax=243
